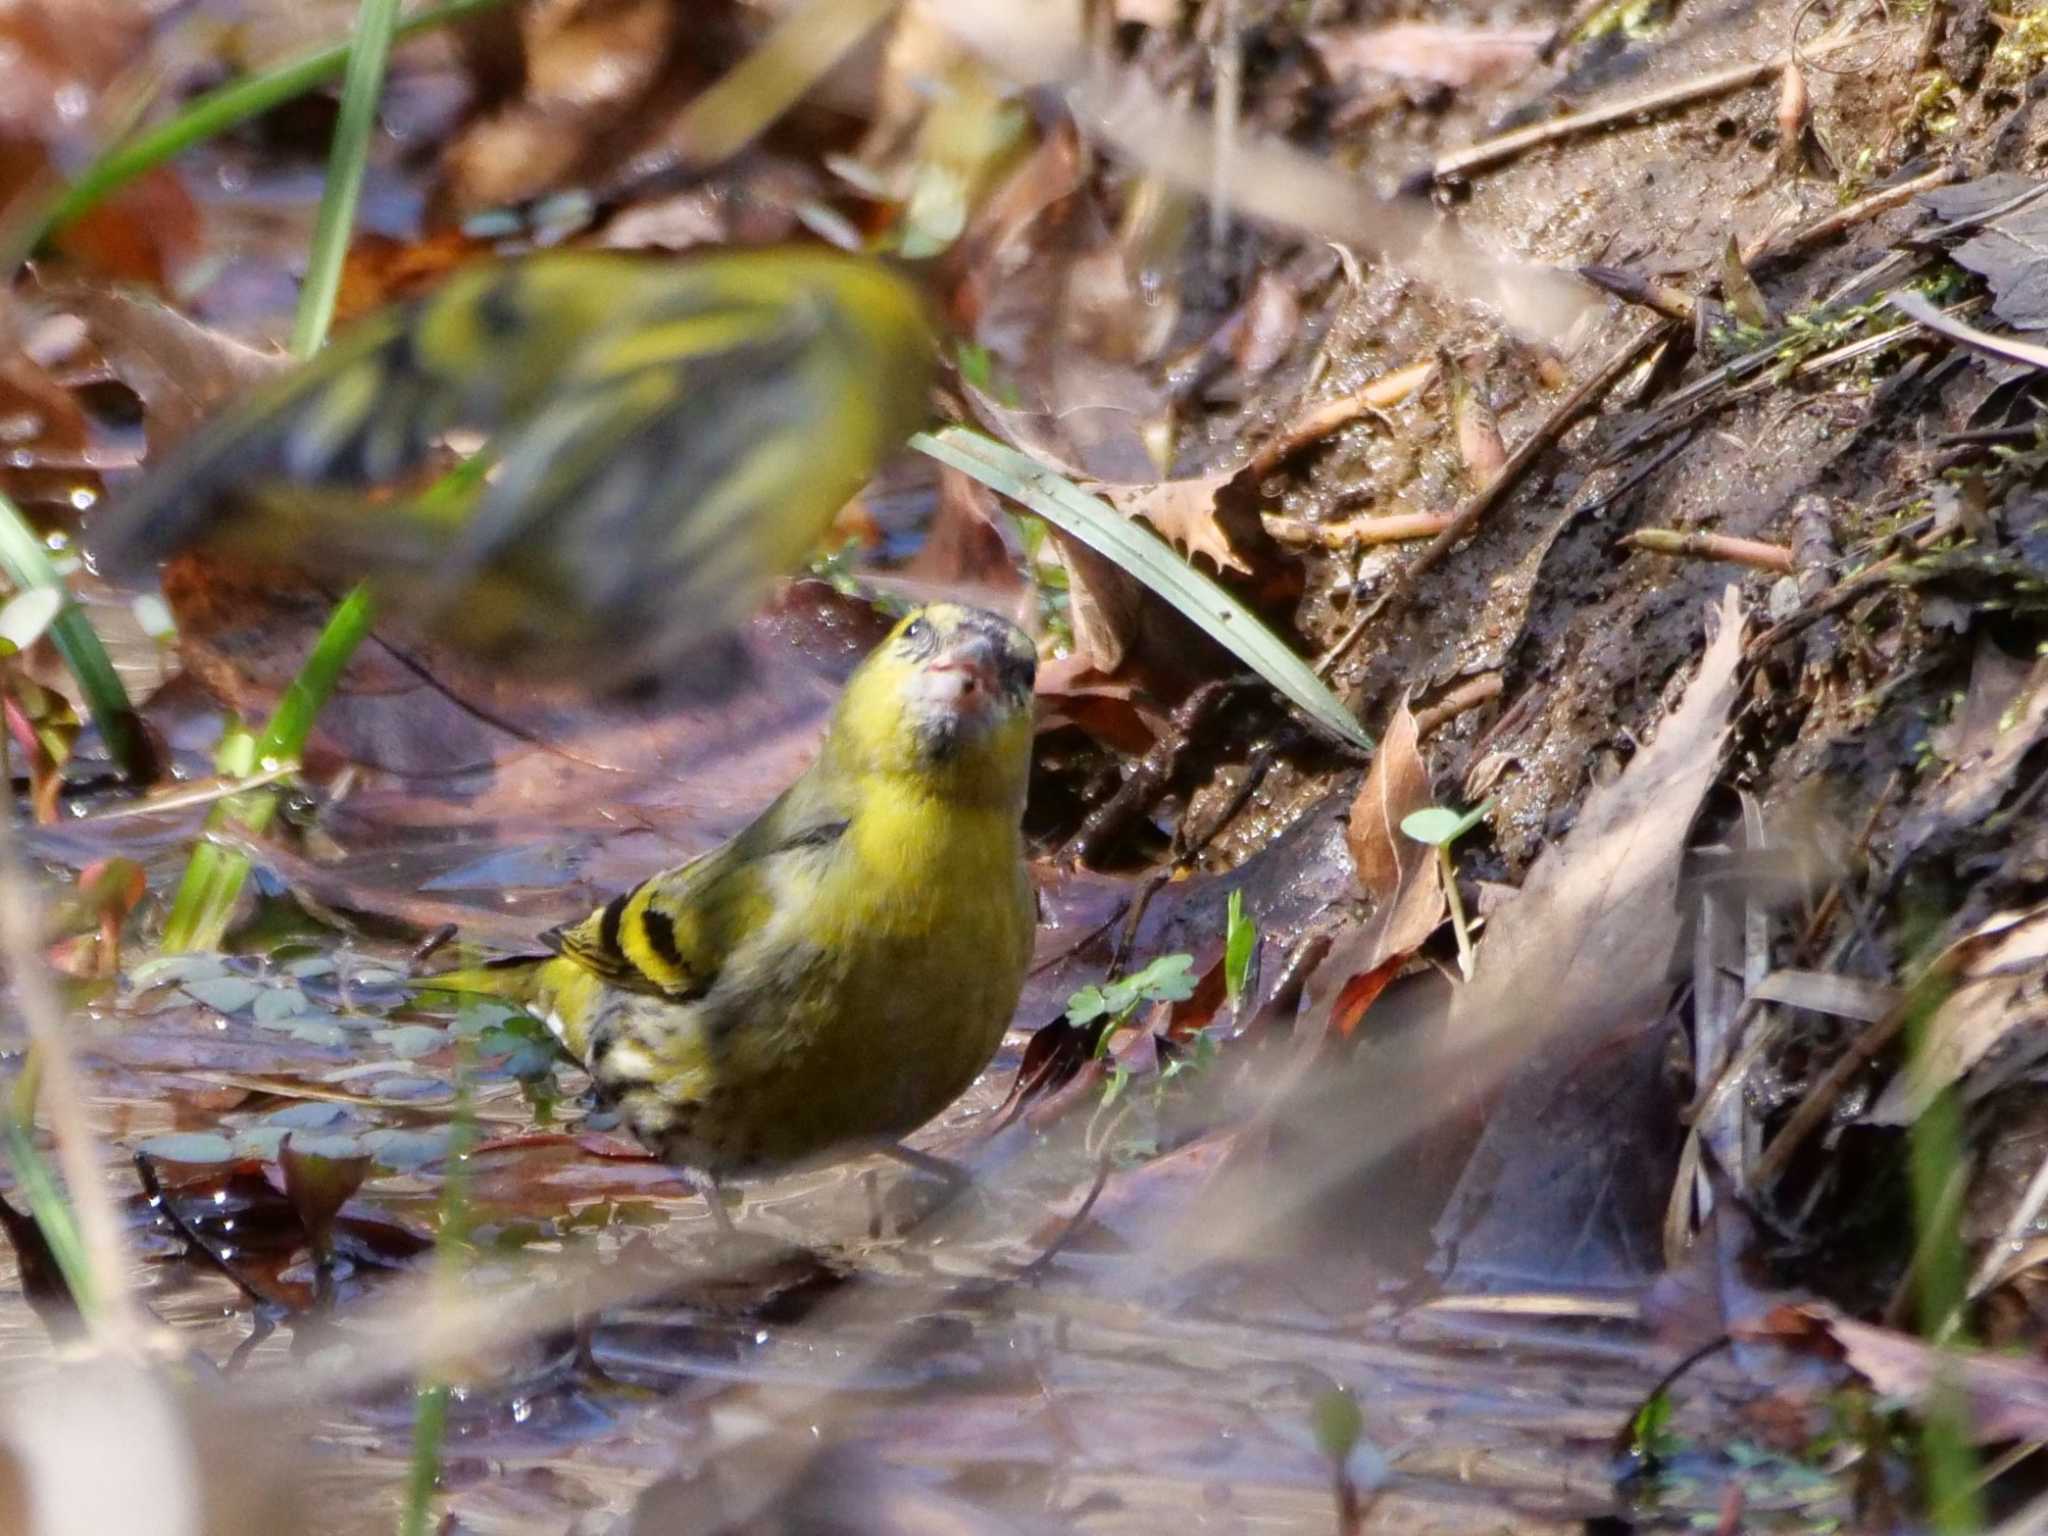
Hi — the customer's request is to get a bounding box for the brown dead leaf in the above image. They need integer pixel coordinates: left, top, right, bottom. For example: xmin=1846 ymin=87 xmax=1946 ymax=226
xmin=1096 ymin=476 xmax=1251 ymax=575
xmin=1773 ymin=1304 xmax=2048 ymax=1443
xmin=1902 ymin=652 xmax=2048 ymax=862
xmin=54 ymin=169 xmax=205 ymax=291
xmin=437 ymin=0 xmax=687 ymax=215
xmin=334 ymin=230 xmax=496 ymax=323
xmin=1454 ymin=589 xmax=1745 ymax=1038
xmin=1311 ymin=24 xmax=1547 ymax=89
xmin=1230 ymin=270 xmax=1300 ymax=379
xmin=1173 ymin=592 xmax=1748 ymax=1274
xmin=1867 ymin=903 xmax=2048 ymax=1125
xmin=1296 ymin=698 xmax=1445 ymax=1039
xmin=1447 ymin=353 xmax=1506 ymax=487
xmin=1431 ymin=589 xmax=1747 ymax=1285
xmin=43 ymin=283 xmax=288 ymax=454
xmin=1032 ymin=651 xmax=1165 ymax=753
xmin=1345 ymin=698 xmax=1434 ymax=902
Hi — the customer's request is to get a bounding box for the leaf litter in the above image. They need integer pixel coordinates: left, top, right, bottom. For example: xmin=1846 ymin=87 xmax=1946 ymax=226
xmin=16 ymin=0 xmax=2048 ymax=1529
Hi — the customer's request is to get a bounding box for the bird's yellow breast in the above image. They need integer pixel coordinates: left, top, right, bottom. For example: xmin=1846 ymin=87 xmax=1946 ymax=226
xmin=543 ymin=768 xmax=1033 ymax=1175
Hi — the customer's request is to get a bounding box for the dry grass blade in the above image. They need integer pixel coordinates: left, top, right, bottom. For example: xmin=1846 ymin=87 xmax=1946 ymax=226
xmin=1889 ymin=288 xmax=2048 ymax=371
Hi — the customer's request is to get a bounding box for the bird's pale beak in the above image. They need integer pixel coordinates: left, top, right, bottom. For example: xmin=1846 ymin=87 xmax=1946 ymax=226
xmin=926 ymin=635 xmax=1002 ymax=711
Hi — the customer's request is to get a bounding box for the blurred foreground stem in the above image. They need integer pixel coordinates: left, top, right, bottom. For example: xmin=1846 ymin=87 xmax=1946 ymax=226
xmin=400 ymin=1045 xmax=476 ymax=1536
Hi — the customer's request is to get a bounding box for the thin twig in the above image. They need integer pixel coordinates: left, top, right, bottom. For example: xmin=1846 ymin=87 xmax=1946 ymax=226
xmin=1622 ymin=529 xmax=1795 ymax=573
xmin=1416 ymin=30 xmax=1875 ymax=187
xmin=1747 ymin=162 xmax=1960 ymax=268
xmin=1264 ymin=511 xmax=1451 ymax=549
xmin=1242 ymin=362 xmax=1436 ymax=482
xmin=1018 ymin=1151 xmax=1113 ymax=1281
xmin=1412 ymin=672 xmax=1504 ymax=737
xmin=1315 ymin=318 xmax=1677 ymax=679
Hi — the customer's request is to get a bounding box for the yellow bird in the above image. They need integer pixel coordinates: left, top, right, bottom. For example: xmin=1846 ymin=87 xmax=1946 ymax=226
xmin=445 ymin=603 xmax=1039 ymax=1229
xmin=93 ymin=247 xmax=935 ymax=687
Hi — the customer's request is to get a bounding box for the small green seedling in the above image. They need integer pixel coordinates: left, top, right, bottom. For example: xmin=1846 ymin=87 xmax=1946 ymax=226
xmin=1066 ymin=952 xmax=1198 ymax=1046
xmin=1223 ymin=888 xmax=1257 ymax=1020
xmin=1400 ymin=797 xmax=1494 ymax=981
xmin=1311 ymin=1383 xmax=1367 ymax=1534
xmin=1071 ymin=953 xmax=1199 ymax=1160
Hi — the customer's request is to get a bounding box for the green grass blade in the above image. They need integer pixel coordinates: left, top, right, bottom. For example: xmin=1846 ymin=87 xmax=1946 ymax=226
xmin=292 ymin=0 xmax=406 ymax=359
xmin=3 ymin=1115 xmax=96 ymax=1319
xmin=36 ymin=0 xmax=509 ymax=249
xmin=161 ymin=585 xmax=373 ymax=951
xmin=0 ymin=490 xmax=151 ymax=781
xmin=912 ymin=427 xmax=1373 ymax=750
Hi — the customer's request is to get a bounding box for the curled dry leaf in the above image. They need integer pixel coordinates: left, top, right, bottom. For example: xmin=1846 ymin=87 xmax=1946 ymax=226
xmin=1095 ymin=476 xmax=1251 ymax=575
xmin=1426 ymin=590 xmax=1748 ymax=1285
xmin=1762 ymin=1303 xmax=2048 ymax=1444
xmin=1229 ymin=270 xmax=1301 ymax=379
xmin=42 ymin=283 xmax=289 ymax=455
xmin=1299 ymin=697 xmax=1445 ymax=1038
xmin=1775 ymin=63 xmax=1809 ymax=176
xmin=1900 ymin=652 xmax=2048 ymax=863
xmin=1310 ymin=23 xmax=1549 ymax=90
xmin=1866 ymin=903 xmax=2048 ymax=1126
xmin=1719 ymin=235 xmax=1773 ymax=329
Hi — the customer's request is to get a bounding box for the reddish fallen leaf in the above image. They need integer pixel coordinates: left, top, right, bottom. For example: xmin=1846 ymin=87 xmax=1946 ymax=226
xmin=1034 ymin=653 xmax=1167 ymax=753
xmin=1296 ymin=697 xmax=1444 ymax=1041
xmin=1753 ymin=1303 xmax=2048 ymax=1444
xmin=334 ymin=230 xmax=497 ymax=323
xmin=1329 ymin=955 xmax=1403 ymax=1040
xmin=892 ymin=464 xmax=1034 ymax=621
xmin=1312 ymin=24 xmax=1548 ymax=90
xmin=52 ymin=168 xmax=204 ymax=290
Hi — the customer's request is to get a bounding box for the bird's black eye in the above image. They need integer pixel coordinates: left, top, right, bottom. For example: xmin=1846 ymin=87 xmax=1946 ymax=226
xmin=901 ymin=615 xmax=937 ymax=655
xmin=1000 ymin=648 xmax=1036 ymax=697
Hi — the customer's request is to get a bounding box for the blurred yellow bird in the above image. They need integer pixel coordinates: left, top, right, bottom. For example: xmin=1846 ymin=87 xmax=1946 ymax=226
xmin=439 ymin=603 xmax=1039 ymax=1228
xmin=93 ymin=247 xmax=935 ymax=687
